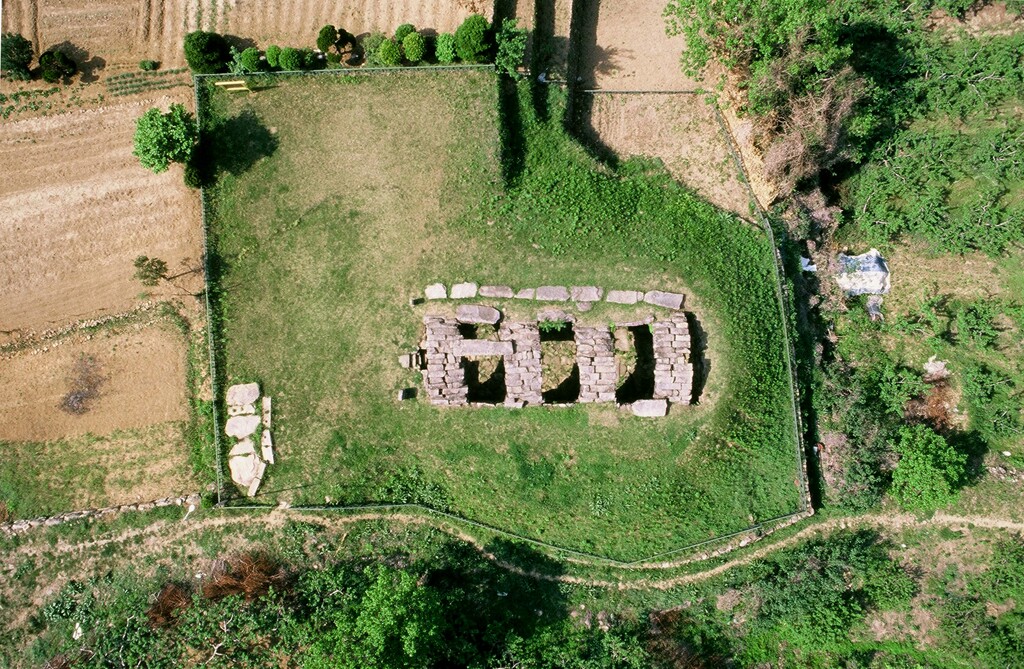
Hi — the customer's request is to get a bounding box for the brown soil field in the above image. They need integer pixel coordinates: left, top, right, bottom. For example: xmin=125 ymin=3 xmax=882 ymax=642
xmin=0 ymin=319 xmax=188 ymax=442
xmin=0 ymin=92 xmax=203 ymax=338
xmin=1 ymin=0 xmax=488 ymax=76
xmin=583 ymin=93 xmax=752 ymax=218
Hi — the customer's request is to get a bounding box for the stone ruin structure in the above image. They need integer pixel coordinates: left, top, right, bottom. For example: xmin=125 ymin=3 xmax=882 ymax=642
xmin=224 ymin=382 xmax=275 ymax=496
xmin=405 ymin=283 xmax=696 ymax=417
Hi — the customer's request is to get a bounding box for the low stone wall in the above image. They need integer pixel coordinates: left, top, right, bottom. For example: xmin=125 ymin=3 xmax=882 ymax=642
xmin=423 ymin=282 xmax=684 ymax=310
xmin=422 ymin=317 xmax=469 ymax=406
xmin=651 ymin=314 xmax=694 ymax=404
xmin=499 ymin=321 xmax=544 ymax=405
xmin=0 ymin=493 xmax=202 ymax=536
xmin=575 ymin=326 xmax=617 ymax=403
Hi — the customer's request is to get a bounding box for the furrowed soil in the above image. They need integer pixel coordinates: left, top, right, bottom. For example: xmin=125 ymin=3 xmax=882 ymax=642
xmin=0 ymin=93 xmax=203 ymax=339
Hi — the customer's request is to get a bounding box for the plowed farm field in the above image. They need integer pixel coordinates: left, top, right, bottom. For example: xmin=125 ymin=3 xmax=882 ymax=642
xmin=1 ymin=0 xmax=486 ymax=72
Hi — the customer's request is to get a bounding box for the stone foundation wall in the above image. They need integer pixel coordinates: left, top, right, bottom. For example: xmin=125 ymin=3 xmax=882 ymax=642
xmin=499 ymin=321 xmax=543 ymax=405
xmin=652 ymin=314 xmax=694 ymax=404
xmin=575 ymin=326 xmax=617 ymax=403
xmin=422 ymin=316 xmax=469 ymax=405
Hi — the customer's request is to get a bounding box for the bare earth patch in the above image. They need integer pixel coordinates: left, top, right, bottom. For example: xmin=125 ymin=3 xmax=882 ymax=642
xmin=0 ymin=93 xmax=202 ymax=338
xmin=0 ymin=321 xmax=187 ymax=442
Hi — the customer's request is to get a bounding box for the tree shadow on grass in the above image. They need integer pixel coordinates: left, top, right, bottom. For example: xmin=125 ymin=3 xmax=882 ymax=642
xmin=196 ymin=107 xmax=279 ymax=184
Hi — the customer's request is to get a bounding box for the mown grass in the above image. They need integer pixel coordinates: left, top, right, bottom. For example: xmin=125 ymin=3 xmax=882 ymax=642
xmin=203 ymin=70 xmax=801 ymax=560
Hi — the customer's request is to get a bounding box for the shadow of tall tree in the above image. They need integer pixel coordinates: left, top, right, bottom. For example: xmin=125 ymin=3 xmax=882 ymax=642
xmin=196 ymin=107 xmax=278 ymax=185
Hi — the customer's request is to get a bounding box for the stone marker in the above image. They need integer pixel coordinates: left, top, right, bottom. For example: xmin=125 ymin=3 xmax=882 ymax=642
xmin=229 ymin=438 xmax=256 ymax=457
xmin=226 ymin=383 xmax=260 ymax=407
xmin=631 ymin=399 xmax=668 ymax=417
xmin=514 ymin=288 xmax=536 ymax=300
xmin=262 ymin=397 xmax=272 ymax=429
xmin=643 ymin=290 xmax=685 ymax=310
xmin=480 ymin=285 xmax=515 ymax=298
xmin=424 ymin=283 xmax=447 ymax=300
xmin=536 ymin=285 xmax=570 ymax=301
xmin=261 ymin=430 xmax=274 ymax=464
xmin=606 ymin=290 xmax=643 ymax=305
xmin=456 ymin=304 xmax=501 ymax=324
xmin=570 ymin=286 xmax=603 ymax=302
xmin=450 ymin=282 xmax=479 ymax=299
xmin=453 ymin=339 xmax=514 ymax=357
xmin=225 ymin=415 xmax=260 ymax=439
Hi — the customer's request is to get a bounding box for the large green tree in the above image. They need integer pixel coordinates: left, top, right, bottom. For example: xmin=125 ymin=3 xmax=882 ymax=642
xmin=495 ymin=18 xmax=528 ymax=76
xmin=132 ymin=104 xmax=198 ymax=174
xmin=183 ymin=30 xmax=229 ymax=73
xmin=1 ymin=32 xmax=34 ymax=80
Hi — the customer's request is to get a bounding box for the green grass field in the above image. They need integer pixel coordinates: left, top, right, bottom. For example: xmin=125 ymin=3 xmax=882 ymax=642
xmin=203 ymin=70 xmax=803 ymax=560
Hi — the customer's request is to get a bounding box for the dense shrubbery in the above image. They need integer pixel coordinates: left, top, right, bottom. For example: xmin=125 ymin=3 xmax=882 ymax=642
xmin=132 ymin=103 xmax=198 ymax=174
xmin=375 ymin=38 xmax=402 ymax=67
xmin=455 ymin=14 xmax=491 ymax=63
xmin=138 ymin=59 xmax=159 ymax=71
xmin=1 ymin=32 xmax=33 ymax=80
xmin=183 ymin=30 xmax=229 ymax=73
xmin=39 ymin=50 xmax=77 ymax=83
xmin=435 ymin=33 xmax=456 ymax=64
xmin=495 ymin=18 xmax=528 ymax=76
xmin=402 ymin=31 xmax=426 ymax=64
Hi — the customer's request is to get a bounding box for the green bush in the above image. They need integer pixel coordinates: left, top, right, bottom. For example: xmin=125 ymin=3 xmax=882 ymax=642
xmin=394 ymin=23 xmax=416 ymax=44
xmin=266 ymin=44 xmax=281 ymax=69
xmin=239 ymin=47 xmax=262 ymax=72
xmin=455 ymin=14 xmax=490 ymax=63
xmin=0 ymin=33 xmax=33 ymax=80
xmin=317 ymin=25 xmax=338 ymax=53
xmin=138 ymin=59 xmax=159 ymax=71
xmin=362 ymin=32 xmax=386 ymax=65
xmin=402 ymin=31 xmax=426 ymax=64
xmin=374 ymin=38 xmax=401 ymax=67
xmin=435 ymin=33 xmax=456 ymax=64
xmin=962 ymin=364 xmax=1021 ymax=444
xmin=890 ymin=424 xmax=966 ymax=512
xmin=955 ymin=301 xmax=999 ymax=347
xmin=495 ymin=18 xmax=528 ymax=76
xmin=278 ymin=47 xmax=302 ymax=71
xmin=132 ymin=103 xmax=198 ymax=173
xmin=183 ymin=30 xmax=229 ymax=73
xmin=326 ymin=51 xmax=342 ymax=65
xmin=302 ymin=48 xmax=324 ymax=69
xmin=39 ymin=50 xmax=77 ymax=83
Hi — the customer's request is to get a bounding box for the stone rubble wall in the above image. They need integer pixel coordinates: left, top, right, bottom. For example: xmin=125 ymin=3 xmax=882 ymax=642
xmin=499 ymin=321 xmax=543 ymax=405
xmin=0 ymin=493 xmax=202 ymax=536
xmin=422 ymin=316 xmax=469 ymax=405
xmin=423 ymin=282 xmax=684 ymax=310
xmin=651 ymin=314 xmax=694 ymax=405
xmin=575 ymin=326 xmax=617 ymax=403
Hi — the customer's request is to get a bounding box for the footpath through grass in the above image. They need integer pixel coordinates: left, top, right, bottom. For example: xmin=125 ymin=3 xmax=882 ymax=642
xmin=203 ymin=71 xmax=802 ymax=561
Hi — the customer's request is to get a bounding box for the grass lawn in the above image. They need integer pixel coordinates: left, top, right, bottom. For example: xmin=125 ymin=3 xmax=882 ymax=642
xmin=203 ymin=70 xmax=803 ymax=561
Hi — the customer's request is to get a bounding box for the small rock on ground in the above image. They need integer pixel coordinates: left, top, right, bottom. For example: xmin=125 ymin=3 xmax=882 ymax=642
xmin=456 ymin=304 xmax=502 ymax=324
xmin=450 ymin=282 xmax=479 ymax=299
xmin=480 ymin=285 xmax=514 ymax=298
xmin=424 ymin=283 xmax=447 ymax=300
xmin=606 ymin=290 xmax=643 ymax=305
xmin=631 ymin=399 xmax=668 ymax=417
xmin=643 ymin=290 xmax=685 ymax=310
xmin=226 ymin=383 xmax=260 ymax=406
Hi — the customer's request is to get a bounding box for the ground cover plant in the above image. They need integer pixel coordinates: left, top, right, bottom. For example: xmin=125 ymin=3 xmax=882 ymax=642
xmin=202 ymin=70 xmax=802 ymax=561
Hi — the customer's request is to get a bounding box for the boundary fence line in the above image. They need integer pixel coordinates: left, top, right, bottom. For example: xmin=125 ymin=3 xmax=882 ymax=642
xmin=194 ymin=68 xmax=815 ymax=571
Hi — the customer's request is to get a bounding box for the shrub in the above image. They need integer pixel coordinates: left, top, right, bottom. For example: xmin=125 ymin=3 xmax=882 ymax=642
xmin=375 ymin=38 xmax=401 ymax=67
xmin=265 ymin=44 xmax=281 ymax=69
xmin=278 ymin=47 xmax=302 ymax=71
xmin=495 ymin=18 xmax=527 ymax=76
xmin=238 ymin=47 xmax=262 ymax=72
xmin=402 ymin=31 xmax=426 ymax=64
xmin=955 ymin=301 xmax=999 ymax=347
xmin=890 ymin=424 xmax=966 ymax=512
xmin=317 ymin=25 xmax=338 ymax=53
xmin=302 ymin=48 xmax=324 ymax=70
xmin=435 ymin=33 xmax=456 ymax=64
xmin=139 ymin=59 xmax=159 ymax=71
xmin=362 ymin=32 xmax=386 ymax=64
xmin=326 ymin=51 xmax=342 ymax=65
xmin=39 ymin=50 xmax=77 ymax=83
xmin=455 ymin=14 xmax=491 ymax=63
xmin=183 ymin=160 xmax=202 ymax=189
xmin=1 ymin=33 xmax=33 ymax=80
xmin=132 ymin=103 xmax=198 ymax=173
xmin=183 ymin=30 xmax=229 ymax=73
xmin=395 ymin=23 xmax=416 ymax=44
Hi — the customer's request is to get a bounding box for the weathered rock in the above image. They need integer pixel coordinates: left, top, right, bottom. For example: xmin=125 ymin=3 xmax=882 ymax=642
xmin=398 ymin=353 xmax=417 ymax=368
xmin=570 ymin=286 xmax=603 ymax=302
xmin=229 ymin=438 xmax=256 ymax=457
xmin=514 ymin=288 xmax=536 ymax=300
xmin=456 ymin=304 xmax=502 ymax=324
xmin=229 ymin=454 xmax=259 ymax=487
xmin=631 ymin=399 xmax=668 ymax=417
xmin=225 ymin=415 xmax=260 ymax=439
xmin=480 ymin=285 xmax=515 ymax=298
xmin=226 ymin=383 xmax=260 ymax=407
xmin=643 ymin=290 xmax=685 ymax=310
xmin=450 ymin=282 xmax=479 ymax=299
xmin=617 ymin=315 xmax=655 ymax=327
xmin=454 ymin=339 xmax=514 ymax=356
xmin=228 ymin=403 xmax=256 ymax=417
xmin=424 ymin=283 xmax=447 ymax=300
xmin=261 ymin=430 xmax=275 ymax=464
xmin=576 ymin=301 xmax=593 ymax=312
xmin=537 ymin=309 xmax=574 ymax=324
xmin=606 ymin=290 xmax=643 ymax=305
xmin=536 ymin=285 xmax=570 ymax=301
xmin=262 ymin=396 xmax=272 ymax=429
xmin=248 ymin=460 xmax=267 ymax=497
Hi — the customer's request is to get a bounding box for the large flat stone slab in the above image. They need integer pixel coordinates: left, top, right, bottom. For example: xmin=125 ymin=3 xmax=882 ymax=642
xmin=226 ymin=383 xmax=260 ymax=407
xmin=225 ymin=415 xmax=260 ymax=439
xmin=261 ymin=430 xmax=275 ymax=464
xmin=247 ymin=460 xmax=267 ymax=497
xmin=606 ymin=290 xmax=643 ymax=305
xmin=570 ymin=286 xmax=603 ymax=302
xmin=229 ymin=454 xmax=259 ymax=487
xmin=453 ymin=339 xmax=514 ymax=357
xmin=424 ymin=283 xmax=447 ymax=300
xmin=261 ymin=397 xmax=272 ymax=429
xmin=229 ymin=438 xmax=256 ymax=457
xmin=631 ymin=399 xmax=668 ymax=417
xmin=514 ymin=288 xmax=536 ymax=300
xmin=479 ymin=285 xmax=514 ymax=298
xmin=456 ymin=304 xmax=501 ymax=324
xmin=450 ymin=282 xmax=478 ymax=299
xmin=537 ymin=308 xmax=575 ymax=324
xmin=536 ymin=285 xmax=570 ymax=301
xmin=643 ymin=290 xmax=685 ymax=310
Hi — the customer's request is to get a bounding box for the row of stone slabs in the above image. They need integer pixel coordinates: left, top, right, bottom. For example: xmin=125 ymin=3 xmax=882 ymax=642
xmin=224 ymin=383 xmax=274 ymax=497
xmin=423 ymin=282 xmax=685 ymax=310
xmin=411 ymin=307 xmax=694 ymax=417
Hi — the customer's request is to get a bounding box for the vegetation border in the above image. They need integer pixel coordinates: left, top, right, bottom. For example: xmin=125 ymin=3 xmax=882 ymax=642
xmin=195 ymin=68 xmax=813 ymax=570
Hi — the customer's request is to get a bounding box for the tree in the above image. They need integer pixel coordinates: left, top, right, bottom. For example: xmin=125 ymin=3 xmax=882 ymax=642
xmin=402 ymin=31 xmax=426 ymax=64
xmin=495 ymin=18 xmax=528 ymax=76
xmin=891 ymin=424 xmax=967 ymax=512
xmin=39 ymin=49 xmax=77 ymax=83
xmin=278 ymin=47 xmax=302 ymax=71
xmin=133 ymin=256 xmax=169 ymax=286
xmin=362 ymin=32 xmax=386 ymax=65
xmin=1 ymin=33 xmax=34 ymax=80
xmin=455 ymin=14 xmax=491 ymax=63
xmin=394 ymin=23 xmax=416 ymax=45
xmin=132 ymin=104 xmax=198 ymax=174
xmin=375 ymin=38 xmax=401 ymax=67
xmin=183 ymin=30 xmax=229 ymax=73
xmin=266 ymin=44 xmax=281 ymax=69
xmin=317 ymin=25 xmax=338 ymax=53
xmin=435 ymin=33 xmax=456 ymax=64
